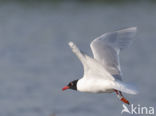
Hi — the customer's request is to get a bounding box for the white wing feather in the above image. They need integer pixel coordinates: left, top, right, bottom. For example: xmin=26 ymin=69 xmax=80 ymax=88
xmin=90 ymin=27 xmax=137 ymax=76
xmin=69 ymin=41 xmax=115 ymax=81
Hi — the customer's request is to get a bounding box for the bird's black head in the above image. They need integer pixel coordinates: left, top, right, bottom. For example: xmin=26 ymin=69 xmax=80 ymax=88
xmin=62 ymin=80 xmax=78 ymax=91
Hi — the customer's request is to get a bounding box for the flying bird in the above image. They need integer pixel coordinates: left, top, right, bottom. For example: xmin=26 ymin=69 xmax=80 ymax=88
xmin=62 ymin=27 xmax=138 ymax=105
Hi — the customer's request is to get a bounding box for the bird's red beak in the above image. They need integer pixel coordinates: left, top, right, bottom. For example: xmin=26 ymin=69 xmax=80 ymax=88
xmin=62 ymin=86 xmax=69 ymax=91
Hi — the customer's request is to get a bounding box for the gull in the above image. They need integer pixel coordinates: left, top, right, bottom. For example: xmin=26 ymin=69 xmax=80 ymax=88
xmin=62 ymin=27 xmax=138 ymax=104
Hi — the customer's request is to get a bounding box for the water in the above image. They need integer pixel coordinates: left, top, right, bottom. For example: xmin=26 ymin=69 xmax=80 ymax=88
xmin=0 ymin=2 xmax=156 ymax=116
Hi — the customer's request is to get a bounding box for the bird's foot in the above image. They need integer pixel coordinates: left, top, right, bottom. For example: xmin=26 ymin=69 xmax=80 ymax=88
xmin=120 ymin=97 xmax=130 ymax=105
xmin=114 ymin=89 xmax=130 ymax=105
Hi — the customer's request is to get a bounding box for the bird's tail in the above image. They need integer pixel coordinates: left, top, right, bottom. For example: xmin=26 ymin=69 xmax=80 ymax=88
xmin=113 ymin=80 xmax=138 ymax=95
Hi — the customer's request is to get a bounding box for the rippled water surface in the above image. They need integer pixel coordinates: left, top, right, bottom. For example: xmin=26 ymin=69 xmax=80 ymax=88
xmin=0 ymin=2 xmax=156 ymax=116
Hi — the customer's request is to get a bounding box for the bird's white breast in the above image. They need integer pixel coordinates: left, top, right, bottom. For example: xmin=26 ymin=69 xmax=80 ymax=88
xmin=77 ymin=77 xmax=115 ymax=93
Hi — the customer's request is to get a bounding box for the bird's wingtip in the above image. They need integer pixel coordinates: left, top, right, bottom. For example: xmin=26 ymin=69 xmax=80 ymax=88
xmin=68 ymin=41 xmax=74 ymax=46
xmin=117 ymin=26 xmax=137 ymax=36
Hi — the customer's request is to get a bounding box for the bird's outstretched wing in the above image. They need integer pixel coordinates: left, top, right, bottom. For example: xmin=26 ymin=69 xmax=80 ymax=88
xmin=90 ymin=27 xmax=137 ymax=77
xmin=68 ymin=42 xmax=89 ymax=73
xmin=68 ymin=41 xmax=115 ymax=80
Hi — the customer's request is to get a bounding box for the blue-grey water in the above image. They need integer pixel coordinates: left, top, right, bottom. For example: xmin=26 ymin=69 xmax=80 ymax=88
xmin=0 ymin=2 xmax=156 ymax=116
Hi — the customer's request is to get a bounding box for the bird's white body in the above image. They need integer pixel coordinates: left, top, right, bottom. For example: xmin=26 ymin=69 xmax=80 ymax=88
xmin=77 ymin=78 xmax=114 ymax=93
xmin=68 ymin=27 xmax=138 ymax=95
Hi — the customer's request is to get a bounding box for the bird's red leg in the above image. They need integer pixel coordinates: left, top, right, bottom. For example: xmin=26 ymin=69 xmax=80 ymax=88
xmin=114 ymin=89 xmax=130 ymax=105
